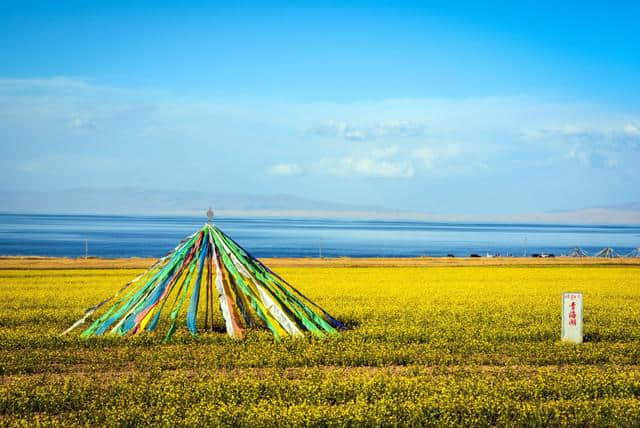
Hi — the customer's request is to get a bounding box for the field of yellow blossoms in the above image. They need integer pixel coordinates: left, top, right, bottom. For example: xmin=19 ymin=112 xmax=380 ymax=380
xmin=1 ymin=259 xmax=640 ymax=426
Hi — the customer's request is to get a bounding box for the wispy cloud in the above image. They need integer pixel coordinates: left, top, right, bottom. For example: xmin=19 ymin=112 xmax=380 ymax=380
xmin=565 ymin=143 xmax=621 ymax=169
xmin=0 ymin=76 xmax=92 ymax=92
xmin=522 ymin=124 xmax=640 ymax=149
xmin=522 ymin=122 xmax=640 ymax=169
xmin=317 ymin=156 xmax=415 ymax=178
xmin=371 ymin=146 xmax=399 ymax=158
xmin=306 ymin=120 xmax=427 ymax=141
xmin=412 ymin=147 xmax=437 ymax=170
xmin=1 ymin=76 xmax=639 ymax=212
xmin=266 ymin=163 xmax=302 ymax=176
xmin=15 ymin=154 xmax=119 ymax=175
xmin=624 ymin=123 xmax=640 ymax=137
xmin=69 ymin=112 xmax=97 ymax=130
xmin=411 ymin=144 xmax=487 ymax=175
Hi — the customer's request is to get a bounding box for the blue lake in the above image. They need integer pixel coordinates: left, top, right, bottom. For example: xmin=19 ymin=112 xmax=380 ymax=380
xmin=0 ymin=213 xmax=638 ymax=258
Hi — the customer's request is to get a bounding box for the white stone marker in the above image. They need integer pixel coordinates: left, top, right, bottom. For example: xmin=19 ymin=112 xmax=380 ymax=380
xmin=562 ymin=292 xmax=583 ymax=344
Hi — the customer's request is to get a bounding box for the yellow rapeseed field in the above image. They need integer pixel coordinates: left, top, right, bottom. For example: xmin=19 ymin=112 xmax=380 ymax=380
xmin=1 ymin=261 xmax=640 ymax=426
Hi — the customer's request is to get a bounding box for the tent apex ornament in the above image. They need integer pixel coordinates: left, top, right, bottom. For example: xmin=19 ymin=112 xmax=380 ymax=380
xmin=63 ymin=224 xmax=344 ymax=341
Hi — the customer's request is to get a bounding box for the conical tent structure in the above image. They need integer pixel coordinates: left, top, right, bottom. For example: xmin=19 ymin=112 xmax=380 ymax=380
xmin=594 ymin=247 xmax=620 ymax=258
xmin=626 ymin=247 xmax=640 ymax=258
xmin=568 ymin=246 xmax=589 ymax=257
xmin=64 ymin=223 xmax=344 ymax=341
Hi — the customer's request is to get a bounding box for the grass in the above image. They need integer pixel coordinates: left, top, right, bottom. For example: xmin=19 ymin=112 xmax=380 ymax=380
xmin=1 ymin=259 xmax=640 ymax=426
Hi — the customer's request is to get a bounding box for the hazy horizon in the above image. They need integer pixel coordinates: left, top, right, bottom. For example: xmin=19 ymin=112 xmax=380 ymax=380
xmin=1 ymin=187 xmax=639 ymax=225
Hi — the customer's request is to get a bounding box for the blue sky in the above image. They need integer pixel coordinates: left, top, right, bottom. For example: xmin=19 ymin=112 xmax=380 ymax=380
xmin=1 ymin=1 xmax=639 ymax=214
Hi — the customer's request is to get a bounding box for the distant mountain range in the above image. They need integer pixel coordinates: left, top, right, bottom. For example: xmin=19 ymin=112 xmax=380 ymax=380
xmin=0 ymin=188 xmax=638 ymax=225
xmin=0 ymin=188 xmax=386 ymax=215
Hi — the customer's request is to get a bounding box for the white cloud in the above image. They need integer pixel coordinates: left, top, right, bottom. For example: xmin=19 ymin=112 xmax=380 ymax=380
xmin=565 ymin=144 xmax=620 ymax=169
xmin=306 ymin=120 xmax=427 ymax=141
xmin=265 ymin=163 xmax=302 ymax=176
xmin=410 ymin=144 xmax=478 ymax=174
xmin=524 ymin=124 xmax=640 ymax=148
xmin=315 ymin=142 xmax=486 ymax=178
xmin=0 ymin=76 xmax=91 ymax=92
xmin=318 ymin=157 xmax=414 ymax=178
xmin=624 ymin=123 xmax=640 ymax=136
xmin=566 ymin=146 xmax=592 ymax=167
xmin=306 ymin=121 xmax=364 ymax=141
xmin=70 ymin=112 xmax=97 ymax=130
xmin=372 ymin=120 xmax=427 ymax=138
xmin=521 ymin=125 xmax=592 ymax=141
xmin=14 ymin=154 xmax=118 ymax=175
xmin=371 ymin=146 xmax=398 ymax=158
xmin=523 ymin=122 xmax=640 ymax=170
xmin=605 ymin=158 xmax=619 ymax=168
xmin=1 ymin=76 xmax=638 ymax=192
xmin=412 ymin=147 xmax=436 ymax=169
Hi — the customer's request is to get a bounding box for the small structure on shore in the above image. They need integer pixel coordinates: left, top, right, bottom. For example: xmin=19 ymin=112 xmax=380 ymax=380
xmin=594 ymin=247 xmax=620 ymax=258
xmin=626 ymin=247 xmax=640 ymax=258
xmin=568 ymin=246 xmax=589 ymax=257
xmin=63 ymin=210 xmax=343 ymax=341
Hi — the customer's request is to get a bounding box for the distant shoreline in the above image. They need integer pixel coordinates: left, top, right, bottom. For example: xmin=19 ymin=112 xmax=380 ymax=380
xmin=1 ymin=210 xmax=640 ymax=226
xmin=1 ymin=255 xmax=639 ymax=269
